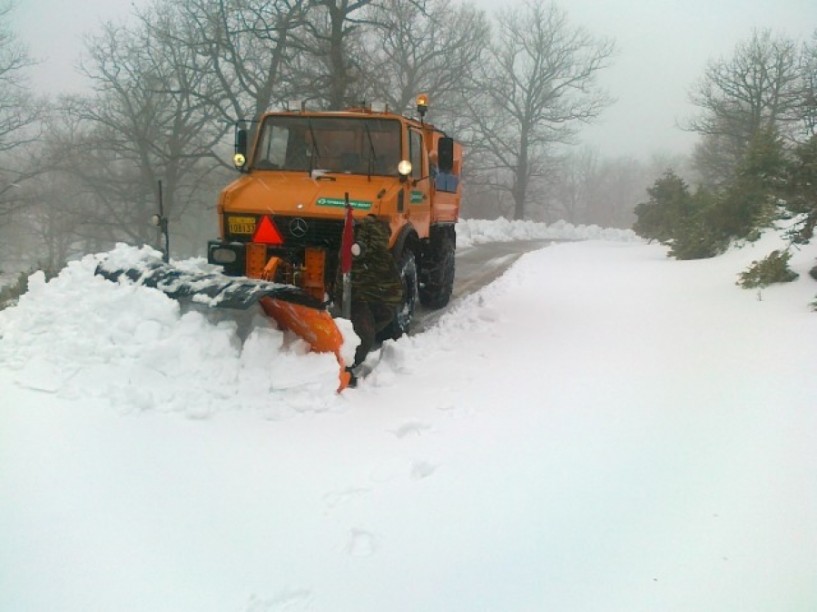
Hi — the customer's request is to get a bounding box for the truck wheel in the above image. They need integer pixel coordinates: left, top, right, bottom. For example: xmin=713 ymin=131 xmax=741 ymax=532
xmin=380 ymin=249 xmax=418 ymax=341
xmin=420 ymin=232 xmax=455 ymax=309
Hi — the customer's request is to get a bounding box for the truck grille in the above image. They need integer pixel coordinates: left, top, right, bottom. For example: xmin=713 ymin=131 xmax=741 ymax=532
xmin=225 ymin=214 xmax=345 ymax=249
xmin=276 ymin=216 xmax=345 ymax=249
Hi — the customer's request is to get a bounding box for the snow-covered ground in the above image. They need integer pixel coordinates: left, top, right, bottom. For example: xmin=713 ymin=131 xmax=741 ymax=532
xmin=1 ymin=219 xmax=816 ymax=612
xmin=457 ymin=217 xmax=638 ymax=246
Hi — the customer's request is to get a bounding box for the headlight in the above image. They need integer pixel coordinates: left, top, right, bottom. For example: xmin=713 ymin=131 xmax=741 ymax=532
xmin=397 ymin=160 xmax=412 ymax=176
xmin=211 ymin=247 xmax=238 ymax=264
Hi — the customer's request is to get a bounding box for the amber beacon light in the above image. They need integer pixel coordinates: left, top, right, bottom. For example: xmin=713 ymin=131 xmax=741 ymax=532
xmin=416 ymin=94 xmax=429 ymax=118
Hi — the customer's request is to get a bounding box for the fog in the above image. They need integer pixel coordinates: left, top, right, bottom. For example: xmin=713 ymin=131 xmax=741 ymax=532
xmin=555 ymin=0 xmax=815 ymax=158
xmin=14 ymin=0 xmax=815 ymax=160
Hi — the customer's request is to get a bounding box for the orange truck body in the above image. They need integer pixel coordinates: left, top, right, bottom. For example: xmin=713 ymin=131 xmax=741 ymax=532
xmin=213 ymin=108 xmax=460 ymax=249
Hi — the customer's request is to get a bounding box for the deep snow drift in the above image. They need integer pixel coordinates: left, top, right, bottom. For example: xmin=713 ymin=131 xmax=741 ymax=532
xmin=1 ymin=219 xmax=816 ymax=612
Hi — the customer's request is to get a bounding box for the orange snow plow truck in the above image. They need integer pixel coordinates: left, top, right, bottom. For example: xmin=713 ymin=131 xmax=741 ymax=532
xmin=100 ymin=96 xmax=462 ymax=390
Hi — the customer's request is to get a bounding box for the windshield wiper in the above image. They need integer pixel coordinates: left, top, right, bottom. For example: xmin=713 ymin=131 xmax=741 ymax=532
xmin=363 ymin=122 xmax=377 ymax=181
xmin=307 ymin=118 xmax=321 ymax=176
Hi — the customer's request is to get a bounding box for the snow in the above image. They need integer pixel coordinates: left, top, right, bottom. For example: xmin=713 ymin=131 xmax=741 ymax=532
xmin=456 ymin=217 xmax=639 ymax=246
xmin=1 ymin=219 xmax=816 ymax=611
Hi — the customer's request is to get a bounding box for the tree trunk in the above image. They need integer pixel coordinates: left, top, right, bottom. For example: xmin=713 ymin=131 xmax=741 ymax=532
xmin=512 ymin=139 xmax=529 ymax=220
xmin=327 ymin=4 xmax=349 ymax=110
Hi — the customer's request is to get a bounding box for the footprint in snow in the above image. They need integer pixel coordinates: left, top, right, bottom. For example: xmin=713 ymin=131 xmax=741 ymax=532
xmin=391 ymin=421 xmax=431 ymax=438
xmin=346 ymin=529 xmax=377 ymax=557
xmin=410 ymin=461 xmax=438 ymax=480
xmin=369 ymin=459 xmax=439 ymax=482
xmin=323 ymin=487 xmax=370 ymax=510
xmin=246 ymin=588 xmax=312 ymax=611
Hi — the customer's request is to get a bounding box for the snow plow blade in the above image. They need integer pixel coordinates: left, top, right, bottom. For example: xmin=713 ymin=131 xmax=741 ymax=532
xmin=96 ymin=252 xmax=351 ymax=391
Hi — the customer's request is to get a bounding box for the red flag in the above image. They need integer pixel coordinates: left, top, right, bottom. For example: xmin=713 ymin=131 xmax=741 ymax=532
xmin=340 ymin=194 xmax=354 ymax=274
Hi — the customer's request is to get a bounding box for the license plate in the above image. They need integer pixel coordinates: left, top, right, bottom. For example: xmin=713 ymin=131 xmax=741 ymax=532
xmin=228 ymin=216 xmax=256 ymax=235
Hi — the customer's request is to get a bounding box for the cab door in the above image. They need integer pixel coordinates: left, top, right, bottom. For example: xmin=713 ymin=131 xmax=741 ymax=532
xmin=407 ymin=127 xmax=430 ymax=237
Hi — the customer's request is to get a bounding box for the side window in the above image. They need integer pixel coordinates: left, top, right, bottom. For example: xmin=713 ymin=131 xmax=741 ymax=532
xmin=254 ymin=124 xmax=289 ymax=169
xmin=409 ymin=129 xmax=423 ymax=180
xmin=268 ymin=128 xmax=288 ymax=167
xmin=255 ymin=127 xmax=272 ymax=163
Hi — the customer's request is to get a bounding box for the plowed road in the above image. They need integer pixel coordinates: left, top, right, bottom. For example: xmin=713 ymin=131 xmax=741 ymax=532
xmin=413 ymin=239 xmax=555 ymax=333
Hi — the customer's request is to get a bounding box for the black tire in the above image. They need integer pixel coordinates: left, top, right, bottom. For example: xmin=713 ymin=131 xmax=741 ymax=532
xmin=379 ymin=248 xmax=418 ymax=340
xmin=420 ymin=230 xmax=455 ymax=309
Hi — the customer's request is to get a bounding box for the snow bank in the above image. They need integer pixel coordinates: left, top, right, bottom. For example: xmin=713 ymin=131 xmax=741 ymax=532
xmin=1 ymin=219 xmax=811 ymax=423
xmin=0 ymin=218 xmax=636 ymax=417
xmin=0 ymin=246 xmax=345 ymax=418
xmin=456 ymin=217 xmax=638 ymax=247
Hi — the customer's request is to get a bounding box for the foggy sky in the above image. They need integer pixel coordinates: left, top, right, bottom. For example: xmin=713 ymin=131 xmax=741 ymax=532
xmin=11 ymin=0 xmax=816 ymax=160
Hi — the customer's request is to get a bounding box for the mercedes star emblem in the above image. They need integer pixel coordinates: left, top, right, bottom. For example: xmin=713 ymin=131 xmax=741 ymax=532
xmin=289 ymin=217 xmax=308 ymax=238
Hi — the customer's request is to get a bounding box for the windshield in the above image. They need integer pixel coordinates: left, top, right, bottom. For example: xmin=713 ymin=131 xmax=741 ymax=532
xmin=252 ymin=116 xmax=402 ymax=176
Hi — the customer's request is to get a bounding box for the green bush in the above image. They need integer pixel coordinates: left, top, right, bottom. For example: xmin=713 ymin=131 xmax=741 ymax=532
xmin=737 ymin=249 xmax=799 ymax=289
xmin=707 ymin=130 xmax=784 ymax=243
xmin=668 ymin=215 xmax=726 ymax=260
xmin=633 ymin=171 xmax=693 ymax=244
xmin=635 ymin=129 xmax=791 ymax=261
xmin=711 ymin=181 xmax=773 ymax=242
xmin=783 ymin=135 xmax=817 ymax=245
xmin=634 ymin=172 xmax=726 ymax=260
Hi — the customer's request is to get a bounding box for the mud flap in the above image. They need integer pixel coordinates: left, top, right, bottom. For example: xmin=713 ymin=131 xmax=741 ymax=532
xmin=95 ymin=253 xmax=351 ymax=391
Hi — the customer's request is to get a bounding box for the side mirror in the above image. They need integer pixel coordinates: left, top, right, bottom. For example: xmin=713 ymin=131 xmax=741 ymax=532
xmin=438 ymin=137 xmax=454 ymax=173
xmin=234 ymin=123 xmax=248 ymax=170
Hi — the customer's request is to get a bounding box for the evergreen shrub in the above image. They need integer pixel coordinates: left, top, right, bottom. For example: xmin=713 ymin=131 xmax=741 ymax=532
xmin=737 ymin=249 xmax=799 ymax=289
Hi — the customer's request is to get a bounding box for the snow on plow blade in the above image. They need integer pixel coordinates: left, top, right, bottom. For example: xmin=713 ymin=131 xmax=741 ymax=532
xmin=95 ymin=249 xmax=351 ymax=391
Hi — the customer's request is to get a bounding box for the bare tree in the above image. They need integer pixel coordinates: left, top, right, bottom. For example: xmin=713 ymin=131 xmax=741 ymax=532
xmin=60 ymin=11 xmax=227 ymax=253
xmin=464 ymin=0 xmax=614 ymax=220
xmin=548 ymin=147 xmax=691 ymax=228
xmin=291 ymin=0 xmax=427 ymax=110
xmin=144 ymin=0 xmax=310 ymax=126
xmin=22 ymin=172 xmax=87 ymax=272
xmin=550 ymin=146 xmax=598 ymax=224
xmin=549 ymin=149 xmax=642 ymax=227
xmin=590 ymin=156 xmax=646 ymax=228
xmin=0 ymin=1 xmax=43 ymax=220
xmin=359 ymin=0 xmax=489 ymax=119
xmin=282 ymin=0 xmax=371 ymax=110
xmin=799 ymin=30 xmax=817 ymax=138
xmin=688 ymin=29 xmax=803 ymax=186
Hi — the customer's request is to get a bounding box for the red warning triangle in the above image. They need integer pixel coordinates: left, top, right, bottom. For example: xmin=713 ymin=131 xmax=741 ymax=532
xmin=252 ymin=215 xmax=283 ymax=245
